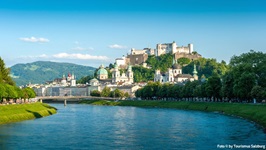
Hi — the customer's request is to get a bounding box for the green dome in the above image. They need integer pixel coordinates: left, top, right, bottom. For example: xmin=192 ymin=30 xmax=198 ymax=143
xmin=97 ymin=68 xmax=108 ymax=75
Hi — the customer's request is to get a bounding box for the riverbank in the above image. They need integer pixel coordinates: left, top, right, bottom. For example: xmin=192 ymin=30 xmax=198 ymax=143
xmin=0 ymin=102 xmax=57 ymax=125
xmin=80 ymin=100 xmax=266 ymax=128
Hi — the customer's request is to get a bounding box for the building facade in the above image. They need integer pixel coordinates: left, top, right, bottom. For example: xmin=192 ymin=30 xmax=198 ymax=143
xmin=155 ymin=41 xmax=194 ymax=56
xmin=112 ymin=63 xmax=134 ymax=84
xmin=154 ymin=59 xmax=198 ymax=83
xmin=97 ymin=64 xmax=108 ymax=80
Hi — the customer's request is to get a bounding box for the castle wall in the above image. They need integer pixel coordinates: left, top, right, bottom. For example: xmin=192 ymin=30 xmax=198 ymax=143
xmin=127 ymin=54 xmax=148 ymax=65
xmin=174 ymin=53 xmax=202 ymax=61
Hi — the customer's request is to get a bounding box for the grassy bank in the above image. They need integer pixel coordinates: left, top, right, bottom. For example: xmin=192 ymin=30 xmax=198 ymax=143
xmin=80 ymin=100 xmax=266 ymax=128
xmin=0 ymin=103 xmax=57 ymax=125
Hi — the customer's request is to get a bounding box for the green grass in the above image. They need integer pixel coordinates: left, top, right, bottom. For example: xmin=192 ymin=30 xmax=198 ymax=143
xmin=0 ymin=103 xmax=57 ymax=125
xmin=80 ymin=100 xmax=266 ymax=128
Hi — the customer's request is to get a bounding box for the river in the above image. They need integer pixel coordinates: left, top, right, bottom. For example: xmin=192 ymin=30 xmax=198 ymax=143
xmin=0 ymin=104 xmax=265 ymax=149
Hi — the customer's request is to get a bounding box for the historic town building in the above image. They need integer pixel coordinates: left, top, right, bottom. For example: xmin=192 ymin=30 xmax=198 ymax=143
xmin=97 ymin=64 xmax=108 ymax=80
xmin=154 ymin=58 xmax=198 ymax=83
xmin=112 ymin=63 xmax=134 ymax=84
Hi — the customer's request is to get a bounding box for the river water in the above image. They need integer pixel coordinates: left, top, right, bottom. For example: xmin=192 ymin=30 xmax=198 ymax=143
xmin=0 ymin=104 xmax=265 ymax=149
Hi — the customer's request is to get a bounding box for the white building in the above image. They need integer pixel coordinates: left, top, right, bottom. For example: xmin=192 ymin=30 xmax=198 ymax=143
xmin=112 ymin=63 xmax=134 ymax=84
xmin=131 ymin=48 xmax=155 ymax=55
xmin=154 ymin=59 xmax=198 ymax=83
xmin=115 ymin=56 xmax=127 ymax=67
xmin=155 ymin=41 xmax=193 ymax=56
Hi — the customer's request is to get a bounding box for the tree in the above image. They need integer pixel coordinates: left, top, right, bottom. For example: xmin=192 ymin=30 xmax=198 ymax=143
xmin=0 ymin=83 xmax=7 ymax=102
xmin=221 ymin=72 xmax=235 ymax=99
xmin=233 ymin=72 xmax=256 ymax=101
xmin=192 ymin=51 xmax=198 ymax=55
xmin=77 ymin=75 xmax=94 ymax=84
xmin=25 ymin=87 xmax=36 ymax=98
xmin=177 ymin=57 xmax=191 ymax=66
xmin=0 ymin=57 xmax=15 ymax=85
xmin=251 ymin=86 xmax=265 ymax=102
xmin=230 ymin=50 xmax=266 ymax=86
xmin=4 ymin=84 xmax=18 ymax=100
xmin=91 ymin=90 xmax=101 ymax=97
xmin=109 ymin=63 xmax=114 ymax=69
xmin=135 ymin=88 xmax=143 ymax=98
xmin=206 ymin=75 xmax=222 ymax=100
xmin=158 ymin=83 xmax=169 ymax=98
xmin=101 ymin=87 xmax=111 ymax=97
xmin=15 ymin=87 xmax=23 ymax=99
xmin=124 ymin=92 xmax=130 ymax=98
xmin=110 ymin=88 xmax=123 ymax=98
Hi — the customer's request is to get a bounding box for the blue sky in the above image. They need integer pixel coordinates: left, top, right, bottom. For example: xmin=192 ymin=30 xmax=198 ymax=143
xmin=1 ymin=0 xmax=266 ymax=67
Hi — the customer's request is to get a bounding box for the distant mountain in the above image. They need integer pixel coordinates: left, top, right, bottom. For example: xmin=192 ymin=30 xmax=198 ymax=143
xmin=10 ymin=61 xmax=96 ymax=86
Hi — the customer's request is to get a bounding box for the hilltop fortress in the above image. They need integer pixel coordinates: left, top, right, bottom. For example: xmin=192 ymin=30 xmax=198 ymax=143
xmin=117 ymin=41 xmax=202 ymax=67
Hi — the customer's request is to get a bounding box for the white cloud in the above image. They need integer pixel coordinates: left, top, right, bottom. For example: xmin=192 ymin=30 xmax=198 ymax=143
xmin=52 ymin=53 xmax=108 ymax=60
xmin=72 ymin=46 xmax=94 ymax=51
xmin=19 ymin=54 xmax=49 ymax=59
xmin=19 ymin=37 xmax=49 ymax=43
xmin=108 ymin=44 xmax=127 ymax=49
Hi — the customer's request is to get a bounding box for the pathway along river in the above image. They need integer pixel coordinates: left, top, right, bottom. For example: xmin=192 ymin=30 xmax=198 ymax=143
xmin=0 ymin=104 xmax=265 ymax=149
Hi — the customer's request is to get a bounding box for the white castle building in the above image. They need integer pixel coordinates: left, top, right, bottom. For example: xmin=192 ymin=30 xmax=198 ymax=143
xmin=131 ymin=47 xmax=155 ymax=55
xmin=154 ymin=58 xmax=198 ymax=83
xmin=155 ymin=41 xmax=193 ymax=56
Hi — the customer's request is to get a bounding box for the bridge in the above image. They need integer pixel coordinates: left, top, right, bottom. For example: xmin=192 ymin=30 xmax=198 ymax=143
xmin=37 ymin=96 xmax=118 ymax=104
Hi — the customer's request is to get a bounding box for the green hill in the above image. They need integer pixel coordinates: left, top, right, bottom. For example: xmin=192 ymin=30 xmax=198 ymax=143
xmin=10 ymin=61 xmax=96 ymax=86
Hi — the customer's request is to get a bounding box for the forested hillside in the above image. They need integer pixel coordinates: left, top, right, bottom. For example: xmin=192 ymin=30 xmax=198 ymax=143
xmin=77 ymin=53 xmax=229 ymax=83
xmin=133 ymin=53 xmax=228 ymax=82
xmin=10 ymin=61 xmax=95 ymax=85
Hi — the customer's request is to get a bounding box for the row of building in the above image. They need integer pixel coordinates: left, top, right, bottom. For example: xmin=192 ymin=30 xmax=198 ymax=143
xmin=32 ymin=65 xmax=141 ymax=98
xmin=31 ymin=41 xmax=200 ymax=98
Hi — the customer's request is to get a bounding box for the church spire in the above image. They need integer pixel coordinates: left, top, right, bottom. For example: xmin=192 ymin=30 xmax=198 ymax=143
xmin=193 ymin=64 xmax=198 ymax=80
xmin=172 ymin=56 xmax=176 ymax=65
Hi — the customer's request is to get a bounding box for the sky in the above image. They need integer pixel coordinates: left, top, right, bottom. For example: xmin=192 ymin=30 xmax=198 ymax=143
xmin=0 ymin=0 xmax=266 ymax=68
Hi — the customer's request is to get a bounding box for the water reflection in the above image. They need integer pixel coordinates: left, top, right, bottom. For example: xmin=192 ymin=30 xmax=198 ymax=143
xmin=0 ymin=104 xmax=265 ymax=149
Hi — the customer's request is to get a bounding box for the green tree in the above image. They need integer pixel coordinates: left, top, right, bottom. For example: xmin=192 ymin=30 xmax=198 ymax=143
xmin=229 ymin=50 xmax=266 ymax=101
xmin=158 ymin=83 xmax=169 ymax=98
xmin=221 ymin=72 xmax=235 ymax=99
xmin=233 ymin=72 xmax=256 ymax=101
xmin=4 ymin=84 xmax=18 ymax=100
xmin=110 ymin=88 xmax=123 ymax=98
xmin=177 ymin=57 xmax=191 ymax=66
xmin=0 ymin=57 xmax=15 ymax=85
xmin=135 ymin=88 xmax=143 ymax=98
xmin=124 ymin=92 xmax=130 ymax=98
xmin=206 ymin=75 xmax=222 ymax=100
xmin=77 ymin=75 xmax=94 ymax=84
xmin=91 ymin=90 xmax=101 ymax=97
xmin=101 ymin=87 xmax=111 ymax=97
xmin=0 ymin=83 xmax=7 ymax=102
xmin=251 ymin=86 xmax=265 ymax=102
xmin=15 ymin=87 xmax=23 ymax=99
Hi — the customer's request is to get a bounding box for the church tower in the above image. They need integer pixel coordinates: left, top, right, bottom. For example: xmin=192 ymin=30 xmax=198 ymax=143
xmin=61 ymin=74 xmax=67 ymax=86
xmin=172 ymin=57 xmax=182 ymax=76
xmin=126 ymin=64 xmax=134 ymax=83
xmin=193 ymin=64 xmax=198 ymax=80
xmin=112 ymin=63 xmax=120 ymax=83
xmin=70 ymin=73 xmax=76 ymax=86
